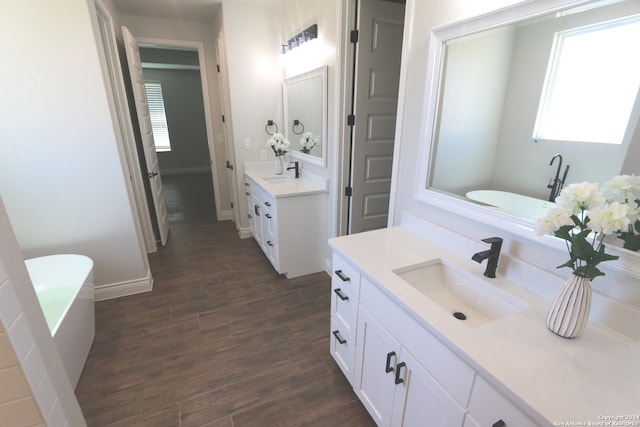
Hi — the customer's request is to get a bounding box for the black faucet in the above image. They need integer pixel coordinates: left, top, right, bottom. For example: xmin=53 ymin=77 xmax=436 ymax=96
xmin=547 ymin=154 xmax=570 ymax=201
xmin=471 ymin=237 xmax=503 ymax=278
xmin=287 ymin=161 xmax=300 ymax=179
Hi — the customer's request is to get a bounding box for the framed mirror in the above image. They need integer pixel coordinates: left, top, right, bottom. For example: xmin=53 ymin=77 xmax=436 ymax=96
xmin=415 ymin=0 xmax=640 ymax=271
xmin=283 ymin=65 xmax=328 ymax=167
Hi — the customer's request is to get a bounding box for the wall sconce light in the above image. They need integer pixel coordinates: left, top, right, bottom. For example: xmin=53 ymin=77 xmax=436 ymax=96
xmin=281 ymin=24 xmax=317 ymax=54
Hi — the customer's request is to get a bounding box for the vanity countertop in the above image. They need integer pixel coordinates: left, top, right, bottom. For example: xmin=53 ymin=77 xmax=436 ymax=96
xmin=329 ymin=226 xmax=640 ymax=425
xmin=244 ymin=163 xmax=328 ymax=198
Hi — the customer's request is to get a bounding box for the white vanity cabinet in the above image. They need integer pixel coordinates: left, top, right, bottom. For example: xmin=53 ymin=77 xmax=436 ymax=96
xmin=329 ymin=246 xmax=540 ymax=427
xmin=244 ymin=172 xmax=327 ymax=278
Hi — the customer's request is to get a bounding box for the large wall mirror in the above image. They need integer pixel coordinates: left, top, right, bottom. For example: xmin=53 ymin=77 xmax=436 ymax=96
xmin=283 ymin=65 xmax=328 ymax=167
xmin=416 ymin=0 xmax=640 ymax=269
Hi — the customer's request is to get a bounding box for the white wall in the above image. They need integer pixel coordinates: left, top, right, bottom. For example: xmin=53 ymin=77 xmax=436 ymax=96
xmin=0 ymin=0 xmax=149 ymax=290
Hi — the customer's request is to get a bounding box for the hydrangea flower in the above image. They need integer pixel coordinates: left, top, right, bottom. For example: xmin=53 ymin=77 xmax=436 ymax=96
xmin=603 ymin=175 xmax=640 ymax=251
xmin=299 ymin=132 xmax=319 ymax=154
xmin=267 ymin=133 xmax=289 ymax=157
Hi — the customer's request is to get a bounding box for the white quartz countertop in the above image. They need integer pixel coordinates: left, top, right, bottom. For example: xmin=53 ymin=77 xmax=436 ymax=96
xmin=329 ymin=227 xmax=640 ymax=425
xmin=244 ymin=165 xmax=328 ymax=198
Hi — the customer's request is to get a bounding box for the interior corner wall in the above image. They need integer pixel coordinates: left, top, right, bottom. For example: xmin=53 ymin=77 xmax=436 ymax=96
xmin=0 ymin=0 xmax=149 ymax=288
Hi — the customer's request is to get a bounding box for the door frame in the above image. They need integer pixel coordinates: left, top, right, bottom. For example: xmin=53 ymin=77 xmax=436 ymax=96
xmin=94 ymin=0 xmax=157 ymax=253
xmin=135 ymin=36 xmax=225 ymax=224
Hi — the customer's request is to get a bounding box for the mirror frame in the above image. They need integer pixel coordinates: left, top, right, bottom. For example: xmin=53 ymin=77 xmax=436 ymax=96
xmin=283 ymin=65 xmax=328 ymax=167
xmin=414 ymin=0 xmax=640 ymax=278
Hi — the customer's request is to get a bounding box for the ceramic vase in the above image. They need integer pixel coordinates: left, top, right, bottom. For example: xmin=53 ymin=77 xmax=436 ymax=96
xmin=275 ymin=156 xmax=284 ymax=175
xmin=546 ymin=274 xmax=592 ymax=338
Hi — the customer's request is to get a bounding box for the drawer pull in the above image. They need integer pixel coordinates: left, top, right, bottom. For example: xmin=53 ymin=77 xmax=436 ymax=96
xmin=333 ymin=288 xmax=349 ymax=301
xmin=394 ymin=361 xmax=406 ymax=385
xmin=244 ymin=182 xmax=250 ymax=186
xmin=247 ymin=214 xmax=252 ymax=219
xmin=385 ymin=351 xmax=396 ymax=373
xmin=332 ymin=330 xmax=347 ymax=344
xmin=335 ymin=270 xmax=350 ymax=282
xmin=264 ymin=201 xmax=272 ymax=207
xmin=265 ymin=213 xmax=272 ymax=219
xmin=492 ymin=421 xmax=506 ymax=427
xmin=245 ymin=192 xmax=250 ymax=196
xmin=254 ymin=205 xmax=260 ymax=216
xmin=267 ymin=241 xmax=274 ymax=247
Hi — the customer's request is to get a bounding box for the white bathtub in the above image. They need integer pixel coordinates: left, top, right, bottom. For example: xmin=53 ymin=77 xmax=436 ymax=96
xmin=466 ymin=190 xmax=556 ymax=221
xmin=25 ymin=254 xmax=95 ymax=388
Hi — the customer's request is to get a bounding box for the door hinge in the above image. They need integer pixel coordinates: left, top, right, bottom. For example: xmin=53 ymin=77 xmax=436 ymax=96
xmin=350 ymin=30 xmax=359 ymax=43
xmin=217 ymin=64 xmax=221 ymax=73
xmin=345 ymin=186 xmax=353 ymax=197
xmin=226 ymin=160 xmax=234 ymax=170
xmin=230 ymin=202 xmax=234 ymax=208
xmin=221 ymin=115 xmax=225 ymax=123
xmin=347 ymin=115 xmax=355 ymax=126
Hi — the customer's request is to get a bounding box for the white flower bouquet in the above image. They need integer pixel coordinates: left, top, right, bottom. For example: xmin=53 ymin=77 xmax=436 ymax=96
xmin=299 ymin=132 xmax=319 ymax=154
xmin=603 ymin=175 xmax=640 ymax=251
xmin=267 ymin=133 xmax=290 ymax=157
xmin=536 ymin=181 xmax=629 ymax=280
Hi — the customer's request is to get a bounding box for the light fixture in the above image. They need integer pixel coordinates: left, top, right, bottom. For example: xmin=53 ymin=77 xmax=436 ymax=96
xmin=281 ymin=24 xmax=317 ymax=54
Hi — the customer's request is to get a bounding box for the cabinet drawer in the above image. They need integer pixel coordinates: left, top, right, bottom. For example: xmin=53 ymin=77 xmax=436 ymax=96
xmin=468 ymin=376 xmax=537 ymax=427
xmin=331 ymin=253 xmax=361 ymax=299
xmin=331 ymin=282 xmax=358 ymax=341
xmin=330 ymin=318 xmax=356 ymax=385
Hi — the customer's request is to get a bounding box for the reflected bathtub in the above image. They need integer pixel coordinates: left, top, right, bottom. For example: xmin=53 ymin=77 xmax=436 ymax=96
xmin=466 ymin=190 xmax=555 ymax=221
xmin=25 ymin=254 xmax=95 ymax=388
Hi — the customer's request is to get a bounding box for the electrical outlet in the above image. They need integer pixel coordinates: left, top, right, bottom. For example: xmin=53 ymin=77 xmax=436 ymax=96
xmin=260 ymin=149 xmax=267 ymax=160
xmin=243 ymin=138 xmax=251 ymax=149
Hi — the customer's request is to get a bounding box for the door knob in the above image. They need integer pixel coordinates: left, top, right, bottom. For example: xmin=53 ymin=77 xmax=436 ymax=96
xmin=148 ymin=171 xmax=158 ymax=178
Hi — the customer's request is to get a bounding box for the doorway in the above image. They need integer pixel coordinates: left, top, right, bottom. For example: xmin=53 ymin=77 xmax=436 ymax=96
xmin=342 ymin=0 xmax=406 ymax=235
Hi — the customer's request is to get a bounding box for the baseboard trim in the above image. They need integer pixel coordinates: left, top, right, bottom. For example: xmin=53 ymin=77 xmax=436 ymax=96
xmin=160 ymin=167 xmax=211 ymax=176
xmin=217 ymin=210 xmax=233 ymax=221
xmin=95 ymin=269 xmax=153 ymax=301
xmin=238 ymin=227 xmax=252 ymax=239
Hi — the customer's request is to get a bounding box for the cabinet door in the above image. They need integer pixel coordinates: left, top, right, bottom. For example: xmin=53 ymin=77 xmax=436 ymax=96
xmin=391 ymin=349 xmax=466 ymax=427
xmin=354 ymin=306 xmax=400 ymax=427
xmin=248 ymin=193 xmax=262 ymax=245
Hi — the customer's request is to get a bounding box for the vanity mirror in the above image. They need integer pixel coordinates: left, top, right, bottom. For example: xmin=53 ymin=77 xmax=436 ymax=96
xmin=419 ymin=0 xmax=639 ymax=224
xmin=283 ymin=65 xmax=328 ymax=167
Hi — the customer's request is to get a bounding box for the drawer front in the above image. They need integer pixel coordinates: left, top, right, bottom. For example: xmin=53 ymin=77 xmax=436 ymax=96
xmin=330 ymin=282 xmax=358 ymax=341
xmin=330 ymin=318 xmax=356 ymax=385
xmin=360 ymin=278 xmax=474 ymax=406
xmin=331 ymin=252 xmax=361 ymax=299
xmin=468 ymin=377 xmax=537 ymax=427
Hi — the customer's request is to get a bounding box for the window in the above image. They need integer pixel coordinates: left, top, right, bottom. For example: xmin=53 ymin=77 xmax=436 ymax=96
xmin=144 ymin=81 xmax=172 ymax=152
xmin=533 ymin=17 xmax=640 ymax=145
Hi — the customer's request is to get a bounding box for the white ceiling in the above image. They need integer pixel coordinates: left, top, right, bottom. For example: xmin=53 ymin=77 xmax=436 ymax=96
xmin=110 ymin=0 xmax=223 ymax=23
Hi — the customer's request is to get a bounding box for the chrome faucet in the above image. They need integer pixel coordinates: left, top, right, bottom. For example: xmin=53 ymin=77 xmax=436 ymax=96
xmin=547 ymin=154 xmax=570 ymax=201
xmin=287 ymin=161 xmax=300 ymax=179
xmin=471 ymin=237 xmax=503 ymax=278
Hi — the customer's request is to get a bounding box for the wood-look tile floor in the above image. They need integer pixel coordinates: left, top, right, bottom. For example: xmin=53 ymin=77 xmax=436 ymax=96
xmin=75 ymin=173 xmax=374 ymax=427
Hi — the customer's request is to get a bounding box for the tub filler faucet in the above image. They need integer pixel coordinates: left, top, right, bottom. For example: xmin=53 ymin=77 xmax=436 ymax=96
xmin=547 ymin=154 xmax=570 ymax=201
xmin=472 ymin=237 xmax=503 ymax=278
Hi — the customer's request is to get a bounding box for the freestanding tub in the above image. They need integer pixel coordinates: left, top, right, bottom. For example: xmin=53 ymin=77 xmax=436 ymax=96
xmin=466 ymin=190 xmax=556 ymax=221
xmin=25 ymin=254 xmax=95 ymax=388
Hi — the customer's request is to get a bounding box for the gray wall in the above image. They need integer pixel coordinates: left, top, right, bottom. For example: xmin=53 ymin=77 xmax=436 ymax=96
xmin=142 ymin=67 xmax=211 ymax=174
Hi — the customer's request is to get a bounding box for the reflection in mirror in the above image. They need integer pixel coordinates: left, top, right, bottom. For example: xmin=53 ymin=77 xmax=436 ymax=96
xmin=427 ymin=0 xmax=640 ymax=224
xmin=284 ymin=65 xmax=327 ymax=167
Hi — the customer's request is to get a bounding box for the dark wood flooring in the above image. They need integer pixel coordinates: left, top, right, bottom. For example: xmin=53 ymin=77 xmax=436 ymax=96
xmin=75 ymin=173 xmax=374 ymax=427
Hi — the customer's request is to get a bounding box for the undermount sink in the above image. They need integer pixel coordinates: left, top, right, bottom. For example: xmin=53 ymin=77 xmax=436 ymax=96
xmin=393 ymin=259 xmax=527 ymax=327
xmin=262 ymin=175 xmax=295 ymax=183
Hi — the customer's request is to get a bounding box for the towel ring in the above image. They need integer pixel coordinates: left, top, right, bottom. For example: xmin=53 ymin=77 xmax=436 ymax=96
xmin=265 ymin=120 xmax=279 ymax=135
xmin=292 ymin=119 xmax=305 ymax=135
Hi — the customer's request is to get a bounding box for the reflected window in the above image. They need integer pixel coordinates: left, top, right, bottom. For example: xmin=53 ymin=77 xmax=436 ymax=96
xmin=533 ymin=16 xmax=640 ymax=144
xmin=144 ymin=81 xmax=172 ymax=152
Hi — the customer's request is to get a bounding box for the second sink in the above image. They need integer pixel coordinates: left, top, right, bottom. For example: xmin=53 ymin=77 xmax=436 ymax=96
xmin=393 ymin=259 xmax=527 ymax=327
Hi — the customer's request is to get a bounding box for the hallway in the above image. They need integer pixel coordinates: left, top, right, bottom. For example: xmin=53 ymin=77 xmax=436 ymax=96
xmin=75 ymin=173 xmax=373 ymax=426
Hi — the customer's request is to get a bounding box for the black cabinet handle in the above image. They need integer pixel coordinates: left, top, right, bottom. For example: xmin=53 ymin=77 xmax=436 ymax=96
xmin=492 ymin=421 xmax=506 ymax=427
xmin=332 ymin=330 xmax=346 ymax=345
xmin=333 ymin=288 xmax=349 ymax=301
xmin=335 ymin=270 xmax=350 ymax=282
xmin=394 ymin=362 xmax=406 ymax=384
xmin=254 ymin=205 xmax=260 ymax=216
xmin=265 ymin=201 xmax=272 ymax=207
xmin=245 ymin=192 xmax=250 ymax=196
xmin=385 ymin=351 xmax=396 ymax=373
xmin=267 ymin=241 xmax=273 ymax=247
xmin=265 ymin=213 xmax=272 ymax=219
xmin=244 ymin=182 xmax=250 ymax=186
xmin=247 ymin=214 xmax=252 ymax=219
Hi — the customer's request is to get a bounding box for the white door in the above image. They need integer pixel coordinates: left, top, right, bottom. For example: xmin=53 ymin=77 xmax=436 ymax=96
xmin=122 ymin=27 xmax=170 ymax=245
xmin=354 ymin=306 xmax=400 ymax=426
xmin=391 ymin=349 xmax=466 ymax=427
xmin=349 ymin=0 xmax=405 ymax=233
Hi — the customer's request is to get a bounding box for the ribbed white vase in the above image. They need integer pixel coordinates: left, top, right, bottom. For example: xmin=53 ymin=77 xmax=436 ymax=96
xmin=546 ymin=274 xmax=592 ymax=338
xmin=274 ymin=156 xmax=284 ymax=175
